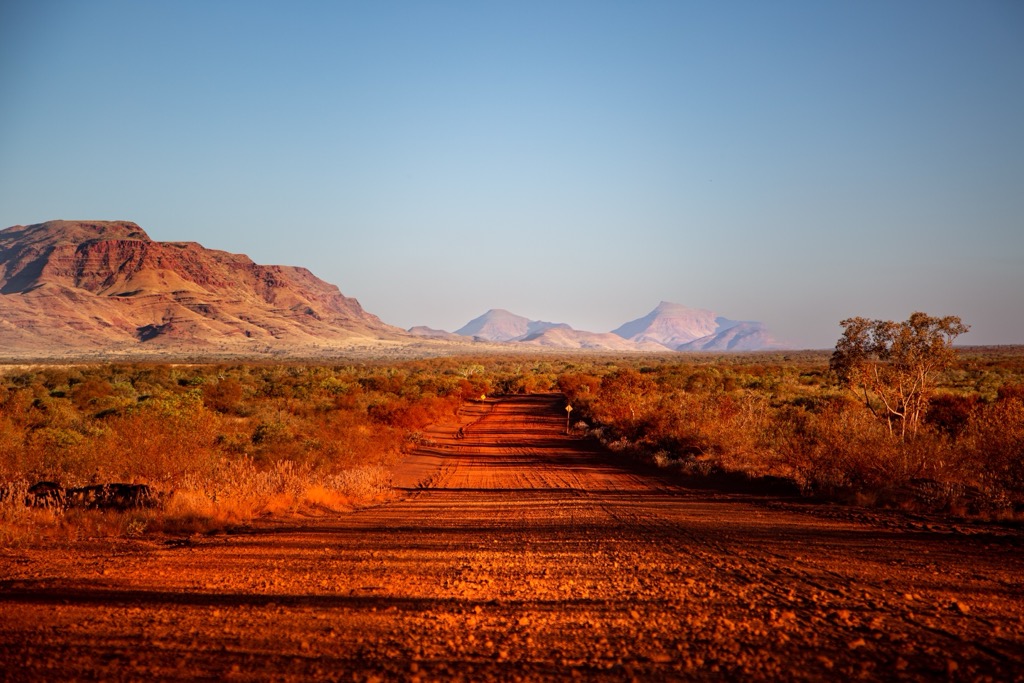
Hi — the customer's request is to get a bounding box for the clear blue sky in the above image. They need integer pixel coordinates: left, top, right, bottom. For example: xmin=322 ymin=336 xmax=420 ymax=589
xmin=2 ymin=1 xmax=1022 ymax=348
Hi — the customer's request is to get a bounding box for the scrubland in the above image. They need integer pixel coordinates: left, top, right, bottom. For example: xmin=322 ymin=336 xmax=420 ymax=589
xmin=1 ymin=348 xmax=1022 ymax=543
xmin=2 ymin=354 xmax=1023 ymax=680
xmin=0 ymin=361 xmax=484 ymax=541
xmin=557 ymin=348 xmax=1024 ymax=517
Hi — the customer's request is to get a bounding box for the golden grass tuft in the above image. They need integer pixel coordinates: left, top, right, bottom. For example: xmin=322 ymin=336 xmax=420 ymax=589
xmin=149 ymin=462 xmax=394 ymax=535
xmin=302 ymin=484 xmax=353 ymax=512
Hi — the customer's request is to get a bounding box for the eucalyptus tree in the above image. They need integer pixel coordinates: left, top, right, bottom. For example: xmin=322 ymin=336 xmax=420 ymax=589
xmin=830 ymin=312 xmax=969 ymax=439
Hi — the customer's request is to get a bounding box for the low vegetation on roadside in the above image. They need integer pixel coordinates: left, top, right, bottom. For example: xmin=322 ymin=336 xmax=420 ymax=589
xmin=0 ymin=361 xmax=489 ymax=542
xmin=2 ymin=316 xmax=1022 ymax=543
xmin=558 ymin=315 xmax=1023 ymax=518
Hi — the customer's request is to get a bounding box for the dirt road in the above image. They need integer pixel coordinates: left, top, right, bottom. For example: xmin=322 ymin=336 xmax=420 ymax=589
xmin=2 ymin=394 xmax=1023 ymax=681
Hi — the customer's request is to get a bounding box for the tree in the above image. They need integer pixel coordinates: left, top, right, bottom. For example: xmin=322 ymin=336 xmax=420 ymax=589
xmin=830 ymin=312 xmax=969 ymax=439
xmin=593 ymin=368 xmax=658 ymax=438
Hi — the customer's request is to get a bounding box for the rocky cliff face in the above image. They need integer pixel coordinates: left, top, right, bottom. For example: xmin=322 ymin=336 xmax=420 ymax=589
xmin=0 ymin=220 xmax=404 ymax=356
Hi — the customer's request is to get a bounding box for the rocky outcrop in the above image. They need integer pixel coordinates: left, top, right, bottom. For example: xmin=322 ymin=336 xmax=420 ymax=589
xmin=0 ymin=220 xmax=405 ymax=356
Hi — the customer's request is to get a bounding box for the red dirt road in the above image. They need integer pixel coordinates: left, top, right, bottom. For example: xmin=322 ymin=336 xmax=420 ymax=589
xmin=2 ymin=394 xmax=1023 ymax=681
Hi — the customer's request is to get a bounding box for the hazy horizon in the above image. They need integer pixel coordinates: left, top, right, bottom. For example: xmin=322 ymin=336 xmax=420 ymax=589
xmin=2 ymin=1 xmax=1022 ymax=349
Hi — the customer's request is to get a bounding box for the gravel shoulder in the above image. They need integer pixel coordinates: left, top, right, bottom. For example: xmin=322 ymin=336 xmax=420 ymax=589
xmin=1 ymin=393 xmax=1022 ymax=681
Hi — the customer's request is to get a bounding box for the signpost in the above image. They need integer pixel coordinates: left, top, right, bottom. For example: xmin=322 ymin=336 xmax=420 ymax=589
xmin=565 ymin=404 xmax=573 ymax=434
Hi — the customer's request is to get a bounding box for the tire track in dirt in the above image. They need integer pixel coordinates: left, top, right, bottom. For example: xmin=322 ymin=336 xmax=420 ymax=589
xmin=1 ymin=393 xmax=1022 ymax=681
xmin=358 ymin=393 xmax=1024 ymax=678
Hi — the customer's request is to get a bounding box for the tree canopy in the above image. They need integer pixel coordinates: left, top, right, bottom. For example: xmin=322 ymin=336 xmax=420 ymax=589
xmin=830 ymin=312 xmax=969 ymax=439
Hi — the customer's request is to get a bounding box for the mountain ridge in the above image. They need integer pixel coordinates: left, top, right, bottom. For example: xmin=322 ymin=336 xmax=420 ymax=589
xmin=454 ymin=309 xmax=571 ymax=342
xmin=1 ymin=219 xmax=789 ymax=358
xmin=445 ymin=302 xmax=784 ymax=351
xmin=611 ymin=301 xmax=783 ymax=351
xmin=0 ymin=220 xmax=404 ymax=356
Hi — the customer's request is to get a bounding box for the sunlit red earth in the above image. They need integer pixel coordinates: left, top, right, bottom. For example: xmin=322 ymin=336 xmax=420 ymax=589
xmin=1 ymin=395 xmax=1021 ymax=681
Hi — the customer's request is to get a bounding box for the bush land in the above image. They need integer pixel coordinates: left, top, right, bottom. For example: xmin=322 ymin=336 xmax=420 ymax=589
xmin=1 ymin=347 xmax=1022 ymax=542
xmin=557 ymin=347 xmax=1024 ymax=517
xmin=0 ymin=360 xmax=493 ymax=540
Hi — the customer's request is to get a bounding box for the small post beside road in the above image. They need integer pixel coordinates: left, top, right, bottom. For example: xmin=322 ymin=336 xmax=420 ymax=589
xmin=565 ymin=404 xmax=573 ymax=435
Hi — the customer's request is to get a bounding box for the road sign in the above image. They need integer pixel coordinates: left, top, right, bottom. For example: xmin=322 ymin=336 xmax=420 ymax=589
xmin=566 ymin=405 xmax=573 ymax=412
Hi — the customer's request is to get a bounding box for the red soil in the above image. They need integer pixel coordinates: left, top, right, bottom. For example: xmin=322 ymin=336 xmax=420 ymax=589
xmin=1 ymin=394 xmax=1022 ymax=681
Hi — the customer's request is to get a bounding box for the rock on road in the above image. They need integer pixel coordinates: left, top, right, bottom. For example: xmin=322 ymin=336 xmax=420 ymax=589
xmin=1 ymin=393 xmax=1023 ymax=681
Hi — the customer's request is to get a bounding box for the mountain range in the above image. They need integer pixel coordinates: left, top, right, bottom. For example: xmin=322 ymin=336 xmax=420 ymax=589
xmin=436 ymin=303 xmax=783 ymax=352
xmin=0 ymin=220 xmax=786 ymax=357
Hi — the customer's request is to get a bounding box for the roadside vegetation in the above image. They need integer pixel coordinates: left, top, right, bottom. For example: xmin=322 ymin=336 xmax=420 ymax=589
xmin=558 ymin=315 xmax=1023 ymax=518
xmin=0 ymin=361 xmax=490 ymax=541
xmin=1 ymin=318 xmax=1022 ymax=542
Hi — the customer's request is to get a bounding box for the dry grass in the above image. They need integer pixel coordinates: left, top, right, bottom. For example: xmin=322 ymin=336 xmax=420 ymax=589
xmin=4 ymin=352 xmax=1022 ymax=543
xmin=0 ymin=480 xmax=55 ymax=545
xmin=0 ymin=480 xmax=158 ymax=545
xmin=560 ymin=356 xmax=1024 ymax=518
xmin=149 ymin=461 xmax=394 ymax=535
xmin=0 ymin=361 xmax=461 ymax=543
xmin=1 ymin=461 xmax=396 ymax=542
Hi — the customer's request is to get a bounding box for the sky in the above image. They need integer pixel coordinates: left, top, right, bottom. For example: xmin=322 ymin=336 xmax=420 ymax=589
xmin=1 ymin=1 xmax=1022 ymax=349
